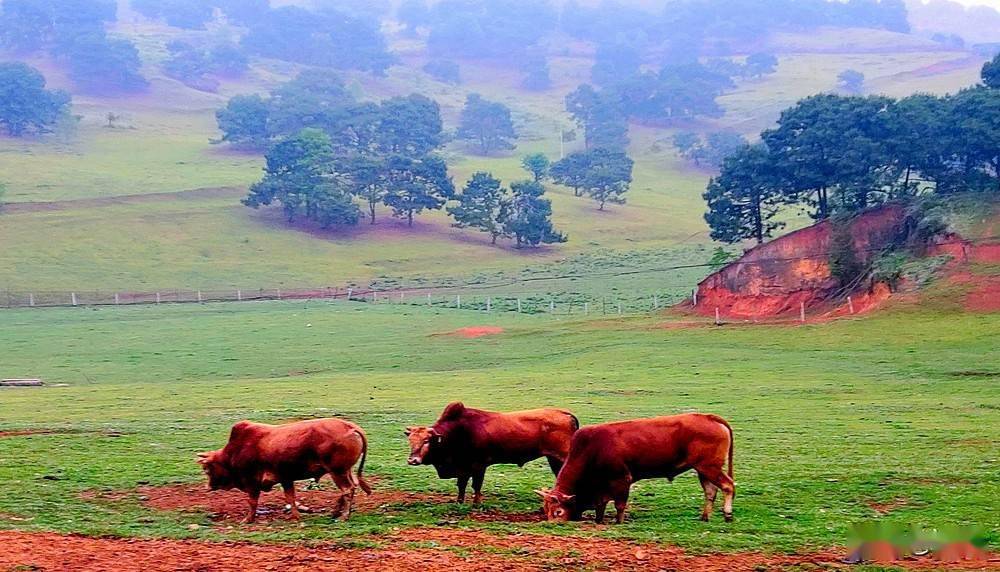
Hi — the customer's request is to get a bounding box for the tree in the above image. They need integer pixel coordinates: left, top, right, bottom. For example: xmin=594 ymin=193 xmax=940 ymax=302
xmin=983 ymin=53 xmax=1000 ymax=89
xmin=0 ymin=63 xmax=71 ymax=137
xmin=578 ymin=148 xmax=634 ymax=210
xmin=521 ymin=54 xmax=552 ymax=91
xmin=522 ymin=153 xmax=551 ymax=183
xmin=550 ymin=152 xmax=591 ymax=196
xmin=592 ymin=42 xmax=641 ymax=86
xmin=343 ymin=155 xmax=386 ymax=224
xmin=382 ymin=154 xmax=455 ymax=226
xmin=838 ymin=69 xmax=865 ymax=94
xmin=673 ymin=131 xmax=701 ymax=160
xmin=949 ymin=87 xmax=1000 ymax=192
xmin=565 ymin=84 xmax=629 ymax=150
xmin=703 ymin=144 xmax=787 ymax=245
xmin=448 ymin=172 xmax=510 ymax=244
xmin=376 ymin=94 xmax=443 ymax=157
xmin=61 ymin=33 xmax=148 ymax=93
xmin=243 ymin=129 xmax=360 ymax=227
xmin=504 ymin=180 xmax=566 ymax=248
xmin=457 ymin=94 xmax=517 ymax=155
xmin=745 ymin=52 xmax=778 ymax=77
xmin=216 ymin=95 xmax=270 ymax=149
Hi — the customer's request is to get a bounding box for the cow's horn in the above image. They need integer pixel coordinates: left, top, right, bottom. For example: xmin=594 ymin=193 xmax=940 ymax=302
xmin=534 ymin=488 xmax=550 ymax=498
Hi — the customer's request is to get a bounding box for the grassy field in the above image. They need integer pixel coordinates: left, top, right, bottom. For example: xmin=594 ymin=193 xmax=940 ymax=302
xmin=0 ymin=26 xmax=987 ymax=293
xmin=0 ymin=299 xmax=997 ymax=553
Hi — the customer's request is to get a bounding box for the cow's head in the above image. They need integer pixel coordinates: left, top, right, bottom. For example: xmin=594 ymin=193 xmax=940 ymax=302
xmin=536 ymin=488 xmax=575 ymax=522
xmin=196 ymin=450 xmax=234 ymax=490
xmin=404 ymin=426 xmax=442 ymax=465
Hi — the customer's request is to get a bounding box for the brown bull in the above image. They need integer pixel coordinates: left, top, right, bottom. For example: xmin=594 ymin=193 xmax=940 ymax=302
xmin=538 ymin=413 xmax=734 ymax=524
xmin=198 ymin=418 xmax=372 ymax=523
xmin=406 ymin=402 xmax=579 ymax=504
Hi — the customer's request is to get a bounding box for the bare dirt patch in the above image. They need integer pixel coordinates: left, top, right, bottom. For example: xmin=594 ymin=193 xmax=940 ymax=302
xmin=88 ymin=482 xmax=451 ymax=523
xmin=965 ymin=278 xmax=1000 ymax=312
xmin=440 ymin=326 xmax=505 ymax=339
xmin=867 ymin=497 xmax=909 ymax=516
xmin=0 ymin=429 xmax=73 ymax=438
xmin=1 ymin=527 xmax=995 ymax=571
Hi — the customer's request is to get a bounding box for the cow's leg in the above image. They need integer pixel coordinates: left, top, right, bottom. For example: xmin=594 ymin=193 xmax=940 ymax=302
xmin=594 ymin=499 xmax=608 ymax=524
xmin=545 ymin=456 xmax=564 ymax=476
xmin=331 ymin=471 xmax=356 ymax=520
xmin=456 ymin=474 xmax=469 ymax=503
xmin=471 ymin=467 xmax=486 ymax=506
xmin=613 ymin=483 xmax=631 ymax=524
xmin=697 ymin=473 xmax=718 ymax=522
xmin=700 ymin=467 xmax=735 ymax=522
xmin=282 ymin=482 xmax=300 ymax=520
xmin=243 ymin=490 xmax=260 ymax=524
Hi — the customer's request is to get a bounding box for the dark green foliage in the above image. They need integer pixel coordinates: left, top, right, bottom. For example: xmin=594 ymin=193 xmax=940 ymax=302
xmin=447 ymin=171 xmax=510 ymax=244
xmin=565 ymin=84 xmax=629 ymax=151
xmin=55 ymin=32 xmax=148 ymax=93
xmin=675 ymin=131 xmax=748 ymax=168
xmin=215 ymin=95 xmax=270 ymax=149
xmin=376 ymin=95 xmax=444 ymax=157
xmin=838 ymin=69 xmax=865 ymax=94
xmin=707 ymin=247 xmax=737 ymax=272
xmin=828 ymin=216 xmax=864 ymax=286
xmin=457 ymin=94 xmax=517 ymax=155
xmin=521 ymin=153 xmax=551 ymax=183
xmin=0 ymin=0 xmax=146 ymax=93
xmin=163 ymin=41 xmax=248 ymax=92
xmin=521 ymin=54 xmax=552 ymax=91
xmin=984 ymin=53 xmax=1000 ymax=89
xmin=425 ymin=0 xmax=557 ymax=59
xmin=551 ymin=148 xmax=634 ymax=210
xmin=131 ymin=0 xmax=214 ymax=29
xmin=243 ymin=129 xmax=360 ymax=227
xmin=504 ymin=180 xmax=566 ymax=247
xmin=592 ymin=43 xmax=641 ymax=87
xmin=241 ymin=5 xmax=395 ymax=74
xmin=0 ymin=62 xmax=71 ymax=137
xmin=381 ymin=154 xmax=455 ymax=226
xmin=703 ymin=144 xmax=787 ymax=244
xmin=422 ymin=59 xmax=461 ymax=85
xmin=949 ymin=87 xmax=1000 ymax=193
xmin=745 ymin=52 xmax=779 ymax=77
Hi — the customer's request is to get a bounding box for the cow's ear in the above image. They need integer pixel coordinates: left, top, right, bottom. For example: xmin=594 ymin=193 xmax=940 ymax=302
xmin=404 ymin=427 xmax=414 ymax=436
xmin=534 ymin=488 xmax=551 ymax=499
xmin=196 ymin=452 xmax=211 ymax=465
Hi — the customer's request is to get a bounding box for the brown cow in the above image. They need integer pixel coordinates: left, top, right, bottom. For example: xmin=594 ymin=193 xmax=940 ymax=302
xmin=197 ymin=418 xmax=372 ymax=523
xmin=537 ymin=413 xmax=734 ymax=524
xmin=405 ymin=402 xmax=578 ymax=504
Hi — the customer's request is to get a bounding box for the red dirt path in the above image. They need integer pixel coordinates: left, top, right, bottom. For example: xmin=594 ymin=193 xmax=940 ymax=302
xmin=442 ymin=326 xmax=505 ymax=338
xmin=3 ymin=528 xmax=995 ymax=572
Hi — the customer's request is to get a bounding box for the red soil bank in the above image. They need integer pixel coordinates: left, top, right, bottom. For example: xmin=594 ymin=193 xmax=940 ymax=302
xmin=692 ymin=204 xmax=908 ymax=319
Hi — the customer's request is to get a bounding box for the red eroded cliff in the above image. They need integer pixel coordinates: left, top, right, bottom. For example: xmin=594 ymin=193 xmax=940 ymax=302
xmin=692 ymin=204 xmax=908 ymax=318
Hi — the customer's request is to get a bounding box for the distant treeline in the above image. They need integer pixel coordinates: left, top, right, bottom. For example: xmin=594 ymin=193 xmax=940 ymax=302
xmin=703 ymin=59 xmax=1000 ymax=245
xmin=0 ymin=0 xmax=146 ymax=93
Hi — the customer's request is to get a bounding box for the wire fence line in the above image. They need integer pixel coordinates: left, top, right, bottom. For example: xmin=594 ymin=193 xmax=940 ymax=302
xmin=0 ymin=285 xmax=697 ymax=316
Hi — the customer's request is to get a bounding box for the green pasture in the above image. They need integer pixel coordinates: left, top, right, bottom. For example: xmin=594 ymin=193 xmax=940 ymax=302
xmin=0 ymin=300 xmax=997 ymax=553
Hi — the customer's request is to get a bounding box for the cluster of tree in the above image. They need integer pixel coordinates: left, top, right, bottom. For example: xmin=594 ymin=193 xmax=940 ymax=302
xmin=0 ymin=62 xmax=72 ymax=137
xmin=449 ymin=173 xmax=565 ymax=247
xmin=456 ymin=94 xmax=517 ymax=155
xmin=673 ymin=131 xmax=748 ymax=168
xmin=131 ymin=0 xmax=214 ymax=29
xmin=217 ymin=70 xmax=442 ymax=154
xmin=838 ymin=69 xmax=865 ymax=94
xmin=240 ymin=5 xmax=395 ymax=74
xmin=704 ymin=53 xmax=780 ymax=80
xmin=163 ymin=41 xmax=248 ymax=92
xmin=0 ymin=0 xmax=146 ymax=93
xmin=400 ymin=0 xmax=557 ymax=60
xmin=549 ymin=148 xmax=635 ymax=210
xmin=704 ymin=65 xmax=1000 ymax=245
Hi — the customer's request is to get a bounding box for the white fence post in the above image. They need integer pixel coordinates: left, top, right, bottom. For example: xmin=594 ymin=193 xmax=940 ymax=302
xmin=277 ymin=288 xmax=282 ymax=300
xmin=197 ymin=290 xmax=202 ymax=303
xmin=71 ymin=292 xmax=77 ymax=306
xmin=617 ymin=302 xmax=622 ymax=315
xmin=237 ymin=289 xmax=242 ymax=301
xmin=347 ymin=288 xmax=353 ymax=300
xmin=584 ymin=302 xmax=589 ymax=315
xmin=693 ymin=289 xmax=698 ymax=306
xmin=848 ymin=296 xmax=855 ymax=314
xmin=156 ymin=292 xmax=161 ymax=304
xmin=28 ymin=293 xmax=34 ymax=307
xmin=427 ymin=293 xmax=432 ymax=306
xmin=486 ymin=297 xmax=491 ymax=312
xmin=517 ymin=298 xmax=522 ymax=313
xmin=715 ymin=307 xmax=721 ymax=325
xmin=549 ymin=300 xmax=555 ymax=313
xmin=400 ymin=292 xmax=405 ymax=303
xmin=653 ymin=294 xmax=659 ymax=309
xmin=800 ymin=302 xmax=806 ymax=323
xmin=456 ymin=295 xmax=461 ymax=309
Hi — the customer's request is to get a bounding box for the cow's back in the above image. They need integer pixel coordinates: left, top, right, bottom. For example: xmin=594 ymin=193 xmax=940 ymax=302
xmin=436 ymin=406 xmax=576 ymax=466
xmin=227 ymin=418 xmax=363 ymax=473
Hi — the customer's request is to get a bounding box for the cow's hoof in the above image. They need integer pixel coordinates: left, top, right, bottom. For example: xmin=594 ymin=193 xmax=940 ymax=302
xmin=724 ymin=513 xmax=733 ymax=523
xmin=699 ymin=514 xmax=709 ymax=522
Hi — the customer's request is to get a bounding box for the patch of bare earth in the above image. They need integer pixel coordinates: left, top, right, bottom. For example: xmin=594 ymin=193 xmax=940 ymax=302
xmin=3 ymin=527 xmax=994 ymax=572
xmin=86 ymin=482 xmax=451 ymax=524
xmin=438 ymin=326 xmax=505 ymax=339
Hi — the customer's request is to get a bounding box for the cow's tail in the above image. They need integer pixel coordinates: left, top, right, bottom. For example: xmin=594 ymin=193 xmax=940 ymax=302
xmin=708 ymin=414 xmax=734 ymax=480
xmin=355 ymin=430 xmax=373 ymax=495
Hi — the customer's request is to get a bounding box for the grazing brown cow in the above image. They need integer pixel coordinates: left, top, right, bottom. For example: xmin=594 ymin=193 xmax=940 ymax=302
xmin=197 ymin=418 xmax=372 ymax=523
xmin=405 ymin=402 xmax=578 ymax=504
xmin=537 ymin=413 xmax=734 ymax=524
